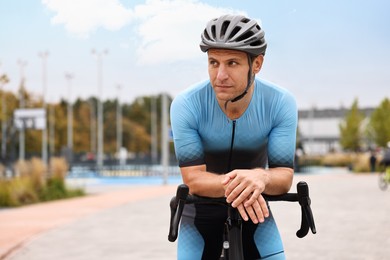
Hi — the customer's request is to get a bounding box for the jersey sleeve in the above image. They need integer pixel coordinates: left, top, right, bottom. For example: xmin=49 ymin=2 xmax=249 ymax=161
xmin=170 ymin=94 xmax=205 ymax=167
xmin=267 ymin=91 xmax=298 ymax=169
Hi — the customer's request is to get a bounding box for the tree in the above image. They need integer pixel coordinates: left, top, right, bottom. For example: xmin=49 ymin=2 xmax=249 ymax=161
xmin=73 ymin=99 xmax=93 ymax=152
xmin=368 ymin=98 xmax=390 ymax=147
xmin=339 ymin=99 xmax=365 ymax=151
xmin=0 ymin=81 xmax=173 ymax=160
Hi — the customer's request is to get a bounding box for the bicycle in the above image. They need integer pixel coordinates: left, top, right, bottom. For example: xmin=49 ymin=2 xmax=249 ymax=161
xmin=168 ymin=181 xmax=316 ymax=259
xmin=378 ymin=166 xmax=390 ymax=191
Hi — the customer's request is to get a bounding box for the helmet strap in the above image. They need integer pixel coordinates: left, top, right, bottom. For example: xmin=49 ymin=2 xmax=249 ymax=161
xmin=224 ymin=55 xmax=254 ymax=109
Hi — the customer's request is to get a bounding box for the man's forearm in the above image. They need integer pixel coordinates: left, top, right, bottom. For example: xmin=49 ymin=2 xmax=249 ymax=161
xmin=263 ymin=167 xmax=294 ymax=195
xmin=181 ymin=165 xmax=226 ymax=197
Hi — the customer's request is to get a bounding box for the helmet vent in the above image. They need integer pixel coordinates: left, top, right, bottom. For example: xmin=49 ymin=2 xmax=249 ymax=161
xmin=236 ymin=31 xmax=254 ymax=42
xmin=203 ymin=30 xmax=210 ymax=40
xmin=221 ymin=21 xmax=230 ymax=39
xmin=250 ymin=40 xmax=262 ymax=47
xmin=211 ymin=25 xmax=217 ymax=40
xmin=229 ymin=27 xmax=240 ymax=40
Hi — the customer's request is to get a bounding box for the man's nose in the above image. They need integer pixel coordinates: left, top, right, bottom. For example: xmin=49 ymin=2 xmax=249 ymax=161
xmin=216 ymin=65 xmax=228 ymax=81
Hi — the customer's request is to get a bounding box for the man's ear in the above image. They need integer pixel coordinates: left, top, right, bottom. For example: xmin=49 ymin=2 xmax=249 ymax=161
xmin=253 ymin=55 xmax=264 ymax=74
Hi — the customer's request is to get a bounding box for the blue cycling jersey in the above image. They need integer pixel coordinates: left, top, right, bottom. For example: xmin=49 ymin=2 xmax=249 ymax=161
xmin=171 ymin=78 xmax=297 ymax=171
xmin=170 ymin=78 xmax=297 ymax=259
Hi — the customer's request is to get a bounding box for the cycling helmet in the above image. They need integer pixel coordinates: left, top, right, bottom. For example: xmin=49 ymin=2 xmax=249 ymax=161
xmin=200 ymin=14 xmax=267 ymax=56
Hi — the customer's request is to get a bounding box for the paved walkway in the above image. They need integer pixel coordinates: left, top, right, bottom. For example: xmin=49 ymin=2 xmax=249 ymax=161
xmin=1 ymin=172 xmax=389 ymax=259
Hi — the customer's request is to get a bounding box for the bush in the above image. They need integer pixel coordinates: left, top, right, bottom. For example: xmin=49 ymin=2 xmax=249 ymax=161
xmin=321 ymin=153 xmax=352 ymax=167
xmin=321 ymin=152 xmax=370 ymax=173
xmin=298 ymin=152 xmax=371 ymax=173
xmin=39 ymin=178 xmax=67 ymax=201
xmin=0 ymin=157 xmax=85 ymax=207
xmin=50 ymin=157 xmax=68 ymax=178
xmin=3 ymin=177 xmax=40 ymax=207
xmin=14 ymin=177 xmax=41 ymax=205
xmin=350 ymin=153 xmax=370 ymax=173
xmin=0 ymin=163 xmax=5 ymax=179
xmin=299 ymin=155 xmax=322 ymax=166
xmin=0 ymin=181 xmax=12 ymax=206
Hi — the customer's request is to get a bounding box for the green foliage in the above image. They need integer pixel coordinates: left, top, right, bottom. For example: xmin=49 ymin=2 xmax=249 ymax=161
xmin=300 ymin=152 xmax=371 ymax=173
xmin=0 ymin=177 xmax=39 ymax=207
xmin=368 ymin=98 xmax=390 ymax=147
xmin=0 ymin=181 xmax=11 ymax=206
xmin=0 ymin=158 xmax=85 ymax=207
xmin=0 ymin=81 xmax=173 ymax=157
xmin=38 ymin=177 xmax=66 ymax=201
xmin=0 ymin=176 xmax=85 ymax=207
xmin=339 ymin=99 xmax=365 ymax=151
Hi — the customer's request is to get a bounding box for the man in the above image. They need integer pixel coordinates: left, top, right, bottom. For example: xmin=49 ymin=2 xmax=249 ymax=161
xmin=170 ymin=14 xmax=298 ymax=259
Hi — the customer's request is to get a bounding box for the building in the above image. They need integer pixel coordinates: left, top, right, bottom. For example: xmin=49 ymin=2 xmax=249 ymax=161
xmin=298 ymin=107 xmax=375 ymax=155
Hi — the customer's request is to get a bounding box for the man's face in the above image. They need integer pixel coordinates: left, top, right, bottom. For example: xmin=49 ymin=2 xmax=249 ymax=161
xmin=207 ymin=49 xmax=251 ymax=102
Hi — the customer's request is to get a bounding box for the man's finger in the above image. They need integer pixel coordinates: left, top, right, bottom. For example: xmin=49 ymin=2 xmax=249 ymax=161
xmin=258 ymin=195 xmax=269 ymax=218
xmin=221 ymin=175 xmax=232 ymax=185
xmin=245 ymin=203 xmax=260 ymax=224
xmin=236 ymin=204 xmax=248 ymax=221
xmin=244 ymin=189 xmax=261 ymax=207
xmin=226 ymin=182 xmax=246 ymax=203
xmin=250 ymin=200 xmax=265 ymax=223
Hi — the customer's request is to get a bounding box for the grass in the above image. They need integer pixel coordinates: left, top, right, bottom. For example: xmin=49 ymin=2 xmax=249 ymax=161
xmin=0 ymin=157 xmax=85 ymax=207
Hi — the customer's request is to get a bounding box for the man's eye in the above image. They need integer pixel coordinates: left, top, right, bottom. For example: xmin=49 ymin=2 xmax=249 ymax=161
xmin=229 ymin=61 xmax=238 ymax=66
xmin=209 ymin=60 xmax=218 ymax=66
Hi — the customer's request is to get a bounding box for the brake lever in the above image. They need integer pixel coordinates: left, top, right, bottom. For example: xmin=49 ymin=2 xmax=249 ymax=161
xmin=296 ymin=181 xmax=316 ymax=238
xmin=168 ymin=184 xmax=189 ymax=242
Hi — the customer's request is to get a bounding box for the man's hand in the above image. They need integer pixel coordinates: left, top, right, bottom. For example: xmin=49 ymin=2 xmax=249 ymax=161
xmin=222 ymin=169 xmax=269 ymax=207
xmin=236 ymin=195 xmax=269 ymax=224
xmin=221 ymin=169 xmax=270 ymax=223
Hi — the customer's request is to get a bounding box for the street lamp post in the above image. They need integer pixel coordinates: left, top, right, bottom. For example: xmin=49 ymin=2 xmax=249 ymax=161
xmin=65 ymin=73 xmax=74 ymax=152
xmin=151 ymin=96 xmax=158 ymax=164
xmin=17 ymin=59 xmax=27 ymax=161
xmin=91 ymin=49 xmax=108 ymax=169
xmin=116 ymin=84 xmax=122 ymax=164
xmin=49 ymin=103 xmax=55 ymax=157
xmin=89 ymin=98 xmax=96 ymax=156
xmin=38 ymin=51 xmax=49 ymax=166
xmin=0 ymin=65 xmax=10 ymax=161
xmin=161 ymin=93 xmax=169 ymax=185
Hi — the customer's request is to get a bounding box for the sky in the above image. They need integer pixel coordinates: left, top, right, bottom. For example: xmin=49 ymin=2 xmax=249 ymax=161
xmin=1 ymin=0 xmax=389 ymax=110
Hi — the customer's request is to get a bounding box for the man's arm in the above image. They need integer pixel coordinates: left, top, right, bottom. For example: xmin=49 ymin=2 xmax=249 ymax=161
xmin=220 ymin=167 xmax=292 ymax=224
xmin=181 ymin=164 xmax=274 ymax=224
xmin=222 ymin=167 xmax=293 ymax=207
xmin=180 ymin=164 xmax=226 ymax=197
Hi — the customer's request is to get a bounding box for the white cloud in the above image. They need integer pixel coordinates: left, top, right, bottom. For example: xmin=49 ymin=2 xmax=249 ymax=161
xmin=42 ymin=0 xmax=133 ymax=37
xmin=133 ymin=0 xmax=242 ymax=65
xmin=41 ymin=0 xmax=246 ymax=64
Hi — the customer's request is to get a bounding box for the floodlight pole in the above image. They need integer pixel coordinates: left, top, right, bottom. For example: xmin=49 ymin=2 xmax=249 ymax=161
xmin=17 ymin=59 xmax=27 ymax=161
xmin=151 ymin=96 xmax=158 ymax=164
xmin=116 ymin=84 xmax=122 ymax=163
xmin=38 ymin=51 xmax=49 ymax=166
xmin=161 ymin=93 xmax=169 ymax=185
xmin=49 ymin=103 xmax=55 ymax=157
xmin=65 ymin=73 xmax=74 ymax=152
xmin=89 ymin=98 xmax=96 ymax=156
xmin=0 ymin=63 xmax=10 ymax=161
xmin=91 ymin=49 xmax=108 ymax=169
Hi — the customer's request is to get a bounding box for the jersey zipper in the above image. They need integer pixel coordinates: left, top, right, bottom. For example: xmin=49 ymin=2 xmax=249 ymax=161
xmin=227 ymin=120 xmax=236 ymax=172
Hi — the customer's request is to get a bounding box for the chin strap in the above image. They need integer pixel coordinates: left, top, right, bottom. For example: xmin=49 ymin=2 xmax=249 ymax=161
xmin=224 ymin=55 xmax=255 ymax=110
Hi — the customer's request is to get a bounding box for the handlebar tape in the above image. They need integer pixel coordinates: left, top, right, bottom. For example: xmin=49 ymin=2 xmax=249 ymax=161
xmin=168 ymin=184 xmax=189 ymax=242
xmin=296 ymin=181 xmax=317 ymax=237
